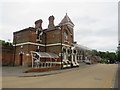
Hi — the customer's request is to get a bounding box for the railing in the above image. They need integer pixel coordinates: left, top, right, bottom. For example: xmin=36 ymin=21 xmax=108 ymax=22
xmin=33 ymin=61 xmax=59 ymax=68
xmin=31 ymin=51 xmax=59 ymax=68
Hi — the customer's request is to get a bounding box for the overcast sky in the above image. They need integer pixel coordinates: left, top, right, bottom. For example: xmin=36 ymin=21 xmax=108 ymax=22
xmin=0 ymin=0 xmax=119 ymax=52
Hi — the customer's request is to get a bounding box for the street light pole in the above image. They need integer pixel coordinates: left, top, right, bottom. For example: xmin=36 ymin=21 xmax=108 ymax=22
xmin=13 ymin=35 xmax=16 ymax=66
xmin=60 ymin=26 xmax=63 ymax=69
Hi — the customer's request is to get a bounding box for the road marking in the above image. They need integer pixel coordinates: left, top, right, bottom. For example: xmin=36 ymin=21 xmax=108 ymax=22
xmin=103 ymin=65 xmax=117 ymax=88
xmin=103 ymin=75 xmax=113 ymax=88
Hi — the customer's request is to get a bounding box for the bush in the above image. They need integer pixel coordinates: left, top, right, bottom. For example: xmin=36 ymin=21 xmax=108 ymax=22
xmin=101 ymin=58 xmax=108 ymax=64
xmin=0 ymin=40 xmax=12 ymax=46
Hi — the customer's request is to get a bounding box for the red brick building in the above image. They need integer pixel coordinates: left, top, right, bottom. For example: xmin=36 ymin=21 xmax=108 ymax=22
xmin=13 ymin=14 xmax=81 ymax=68
xmin=10 ymin=14 xmax=97 ymax=70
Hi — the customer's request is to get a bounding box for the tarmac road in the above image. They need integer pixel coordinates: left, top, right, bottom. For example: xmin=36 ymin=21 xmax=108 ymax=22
xmin=2 ymin=64 xmax=118 ymax=88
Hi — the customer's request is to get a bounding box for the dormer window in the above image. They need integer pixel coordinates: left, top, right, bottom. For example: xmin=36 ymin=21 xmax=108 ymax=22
xmin=36 ymin=28 xmax=43 ymax=42
xmin=64 ymin=31 xmax=68 ymax=43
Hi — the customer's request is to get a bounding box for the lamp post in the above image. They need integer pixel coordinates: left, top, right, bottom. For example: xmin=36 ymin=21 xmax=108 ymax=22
xmin=69 ymin=47 xmax=72 ymax=67
xmin=60 ymin=25 xmax=63 ymax=69
xmin=13 ymin=35 xmax=16 ymax=66
xmin=8 ymin=39 xmax=11 ymax=46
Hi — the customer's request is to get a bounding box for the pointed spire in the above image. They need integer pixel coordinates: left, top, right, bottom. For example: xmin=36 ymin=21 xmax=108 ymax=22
xmin=66 ymin=12 xmax=67 ymax=16
xmin=59 ymin=13 xmax=74 ymax=27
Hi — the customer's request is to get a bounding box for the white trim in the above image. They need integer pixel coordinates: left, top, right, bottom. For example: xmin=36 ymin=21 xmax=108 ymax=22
xmin=19 ymin=52 xmax=24 ymax=55
xmin=13 ymin=42 xmax=73 ymax=47
xmin=63 ymin=65 xmax=67 ymax=68
xmin=62 ymin=44 xmax=71 ymax=47
xmin=46 ymin=43 xmax=61 ymax=46
xmin=62 ymin=22 xmax=74 ymax=27
xmin=46 ymin=43 xmax=72 ymax=47
xmin=45 ymin=62 xmax=62 ymax=64
xmin=13 ymin=42 xmax=62 ymax=47
xmin=63 ymin=64 xmax=71 ymax=68
xmin=13 ymin=42 xmax=44 ymax=46
xmin=67 ymin=64 xmax=71 ymax=67
xmin=26 ymin=53 xmax=30 ymax=56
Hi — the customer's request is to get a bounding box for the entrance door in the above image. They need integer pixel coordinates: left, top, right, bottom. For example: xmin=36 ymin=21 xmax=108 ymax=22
xmin=20 ymin=54 xmax=23 ymax=65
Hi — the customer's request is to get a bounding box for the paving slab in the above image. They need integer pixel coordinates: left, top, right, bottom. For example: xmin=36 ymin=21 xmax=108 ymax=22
xmin=2 ymin=62 xmax=90 ymax=77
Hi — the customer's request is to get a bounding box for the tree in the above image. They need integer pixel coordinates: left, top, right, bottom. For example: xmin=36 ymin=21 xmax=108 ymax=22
xmin=97 ymin=51 xmax=116 ymax=64
xmin=91 ymin=50 xmax=99 ymax=56
xmin=0 ymin=40 xmax=12 ymax=46
xmin=116 ymin=51 xmax=120 ymax=62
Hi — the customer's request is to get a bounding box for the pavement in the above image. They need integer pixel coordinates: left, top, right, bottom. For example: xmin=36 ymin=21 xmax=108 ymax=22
xmin=113 ymin=64 xmax=119 ymax=89
xmin=2 ymin=64 xmax=118 ymax=88
xmin=2 ymin=62 xmax=88 ymax=77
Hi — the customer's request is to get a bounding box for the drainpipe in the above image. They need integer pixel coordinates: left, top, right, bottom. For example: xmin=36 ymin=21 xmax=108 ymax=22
xmin=13 ymin=35 xmax=16 ymax=66
xmin=60 ymin=26 xmax=63 ymax=69
xmin=45 ymin=32 xmax=47 ymax=62
xmin=45 ymin=32 xmax=47 ymax=52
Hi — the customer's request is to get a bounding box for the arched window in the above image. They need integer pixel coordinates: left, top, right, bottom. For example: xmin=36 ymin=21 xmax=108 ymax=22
xmin=36 ymin=28 xmax=43 ymax=42
xmin=64 ymin=30 xmax=68 ymax=42
xmin=63 ymin=48 xmax=66 ymax=53
xmin=74 ymin=50 xmax=76 ymax=54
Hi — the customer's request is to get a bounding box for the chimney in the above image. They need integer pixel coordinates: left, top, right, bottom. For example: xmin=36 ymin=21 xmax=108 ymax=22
xmin=48 ymin=15 xmax=55 ymax=28
xmin=35 ymin=19 xmax=43 ymax=29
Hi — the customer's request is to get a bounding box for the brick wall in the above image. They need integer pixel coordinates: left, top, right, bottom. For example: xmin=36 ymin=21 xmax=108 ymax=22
xmin=25 ymin=66 xmax=61 ymax=73
xmin=47 ymin=46 xmax=61 ymax=55
xmin=0 ymin=45 xmax=13 ymax=66
xmin=46 ymin=29 xmax=61 ymax=44
xmin=14 ymin=53 xmax=32 ymax=66
xmin=61 ymin=25 xmax=74 ymax=45
xmin=13 ymin=28 xmax=36 ymax=44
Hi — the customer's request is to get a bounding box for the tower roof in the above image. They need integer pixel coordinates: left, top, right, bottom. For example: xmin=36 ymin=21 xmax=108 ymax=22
xmin=59 ymin=13 xmax=74 ymax=26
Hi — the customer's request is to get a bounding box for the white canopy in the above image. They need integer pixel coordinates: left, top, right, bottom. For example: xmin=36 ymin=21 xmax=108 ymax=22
xmin=31 ymin=51 xmax=59 ymax=58
xmin=74 ymin=44 xmax=92 ymax=51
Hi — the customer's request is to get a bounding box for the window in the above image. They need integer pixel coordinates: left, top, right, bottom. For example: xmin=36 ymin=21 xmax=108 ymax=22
xmin=64 ymin=30 xmax=68 ymax=43
xmin=36 ymin=28 xmax=43 ymax=42
xmin=74 ymin=50 xmax=76 ymax=54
